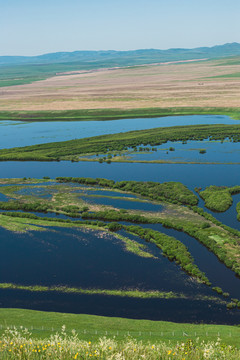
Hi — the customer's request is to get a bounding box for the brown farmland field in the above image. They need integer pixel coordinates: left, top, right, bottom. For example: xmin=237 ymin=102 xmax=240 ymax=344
xmin=0 ymin=58 xmax=240 ymax=111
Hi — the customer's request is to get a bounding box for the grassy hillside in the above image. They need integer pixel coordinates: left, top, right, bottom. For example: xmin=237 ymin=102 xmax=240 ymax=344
xmin=0 ymin=43 xmax=240 ymax=87
xmin=1 ymin=43 xmax=240 ymax=66
xmin=0 ymin=309 xmax=239 ymax=345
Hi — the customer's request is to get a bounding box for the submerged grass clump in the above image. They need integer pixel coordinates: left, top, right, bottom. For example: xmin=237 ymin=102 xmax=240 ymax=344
xmin=0 ymin=326 xmax=239 ymax=359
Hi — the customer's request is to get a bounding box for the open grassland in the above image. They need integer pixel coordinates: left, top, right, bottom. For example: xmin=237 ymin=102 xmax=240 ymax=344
xmin=1 ymin=327 xmax=240 ymax=360
xmin=0 ymin=57 xmax=240 ymax=115
xmin=0 ymin=124 xmax=240 ymax=161
xmin=0 ymin=309 xmax=240 ymax=345
xmin=1 ymin=326 xmax=240 ymax=360
xmin=3 ymin=335 xmax=240 ymax=360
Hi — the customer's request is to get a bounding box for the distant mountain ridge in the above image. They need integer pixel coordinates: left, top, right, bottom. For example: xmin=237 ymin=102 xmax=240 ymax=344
xmin=1 ymin=43 xmax=240 ymax=67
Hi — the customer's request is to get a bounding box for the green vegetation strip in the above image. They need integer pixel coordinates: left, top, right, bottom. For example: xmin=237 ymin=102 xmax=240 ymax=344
xmin=0 ymin=283 xmax=180 ymax=298
xmin=56 ymin=176 xmax=198 ymax=206
xmin=116 ymin=234 xmax=155 ymax=258
xmin=79 ymin=206 xmax=240 ymax=280
xmin=198 ymin=185 xmax=240 ymax=212
xmin=0 ymin=210 xmax=209 ymax=285
xmin=237 ymin=202 xmax=240 ymax=221
xmin=1 ymin=124 xmax=240 ymax=162
xmin=0 ymin=283 xmax=225 ymax=305
xmin=125 ymin=225 xmax=210 ymax=285
xmin=0 ymin=212 xmax=103 ymax=233
xmin=0 ymin=107 xmax=240 ymax=121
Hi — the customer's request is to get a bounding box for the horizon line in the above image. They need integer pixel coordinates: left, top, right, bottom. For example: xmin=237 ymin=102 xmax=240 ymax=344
xmin=1 ymin=41 xmax=239 ymax=58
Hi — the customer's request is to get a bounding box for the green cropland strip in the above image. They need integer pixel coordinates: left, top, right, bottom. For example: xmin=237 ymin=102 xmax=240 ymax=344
xmin=0 ymin=107 xmax=240 ymax=121
xmin=207 ymin=72 xmax=240 ymax=79
xmin=1 ymin=124 xmax=240 ymax=162
xmin=0 ymin=309 xmax=240 ymax=345
xmin=198 ymin=185 xmax=240 ymax=212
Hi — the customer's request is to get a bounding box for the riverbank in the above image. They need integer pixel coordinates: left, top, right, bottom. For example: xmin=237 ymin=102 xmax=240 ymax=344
xmin=0 ymin=107 xmax=240 ymax=121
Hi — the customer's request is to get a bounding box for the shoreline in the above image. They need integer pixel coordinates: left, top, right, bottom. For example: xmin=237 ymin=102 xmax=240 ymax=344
xmin=0 ymin=107 xmax=240 ymax=121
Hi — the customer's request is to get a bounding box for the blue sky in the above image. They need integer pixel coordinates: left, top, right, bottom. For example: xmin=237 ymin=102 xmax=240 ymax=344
xmin=1 ymin=0 xmax=239 ymax=56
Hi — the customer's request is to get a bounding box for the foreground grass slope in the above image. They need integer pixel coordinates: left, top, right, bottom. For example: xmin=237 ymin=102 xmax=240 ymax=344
xmin=0 ymin=309 xmax=240 ymax=359
xmin=0 ymin=309 xmax=239 ymax=345
xmin=1 ymin=327 xmax=240 ymax=359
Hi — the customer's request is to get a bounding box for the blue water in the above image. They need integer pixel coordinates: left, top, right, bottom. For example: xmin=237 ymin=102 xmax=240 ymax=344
xmin=0 ymin=114 xmax=240 ymax=323
xmin=0 ymin=161 xmax=239 ymax=190
xmin=0 ymin=115 xmax=237 ymax=149
xmin=2 ymin=224 xmax=239 ymax=323
xmin=138 ymin=224 xmax=240 ymax=299
xmin=129 ymin=140 xmax=240 ymax=163
xmin=0 ymin=192 xmax=9 ymax=201
xmin=198 ymin=193 xmax=240 ymax=231
xmin=75 ymin=188 xmax=139 ymax=199
xmin=16 ymin=186 xmax=54 ymax=199
xmin=80 ymin=195 xmax=163 ymax=212
xmin=0 ymin=226 xmax=205 ymax=294
xmin=1 ymin=289 xmax=237 ymax=323
xmin=0 ymin=220 xmax=239 ymax=323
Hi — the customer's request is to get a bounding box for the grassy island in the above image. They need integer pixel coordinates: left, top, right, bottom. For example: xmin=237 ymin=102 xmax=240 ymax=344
xmin=198 ymin=185 xmax=240 ymax=212
xmin=0 ymin=124 xmax=240 ymax=161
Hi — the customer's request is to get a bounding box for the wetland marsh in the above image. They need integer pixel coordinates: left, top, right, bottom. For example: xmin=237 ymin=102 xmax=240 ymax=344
xmin=0 ymin=114 xmax=240 ymax=324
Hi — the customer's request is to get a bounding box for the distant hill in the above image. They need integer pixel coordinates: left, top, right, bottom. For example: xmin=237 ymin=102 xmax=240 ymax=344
xmin=1 ymin=42 xmax=240 ymax=67
xmin=0 ymin=43 xmax=240 ymax=88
